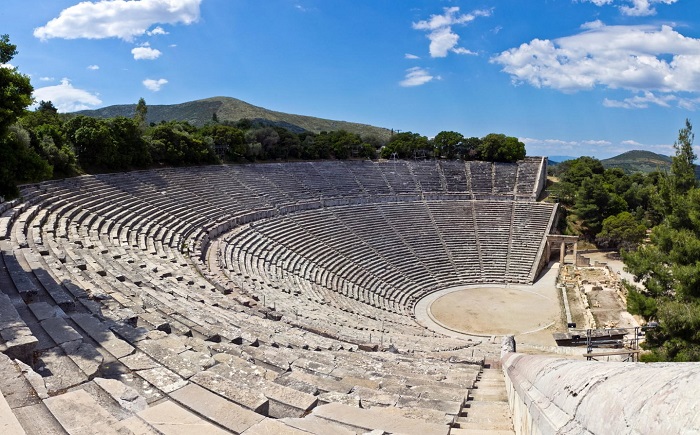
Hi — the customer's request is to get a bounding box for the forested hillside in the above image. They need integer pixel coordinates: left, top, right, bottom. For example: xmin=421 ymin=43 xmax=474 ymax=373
xmin=76 ymin=96 xmax=394 ymax=141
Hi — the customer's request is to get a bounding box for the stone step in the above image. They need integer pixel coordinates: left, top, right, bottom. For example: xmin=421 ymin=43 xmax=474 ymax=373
xmin=468 ymin=388 xmax=508 ymax=402
xmin=450 ymin=428 xmax=515 ymax=435
xmin=243 ymin=417 xmax=316 ymax=434
xmin=282 ymin=414 xmax=357 ymax=435
xmin=169 ymin=382 xmax=264 ymax=433
xmin=0 ymin=386 xmax=25 ymax=435
xmin=455 ymin=416 xmax=514 ymax=431
xmin=135 ymin=400 xmax=229 ymax=434
xmin=43 ymin=389 xmax=128 ymax=435
xmin=312 ymin=402 xmax=448 ymax=435
xmin=462 ymin=401 xmax=511 ymax=415
xmin=477 ymin=370 xmax=506 ymax=381
xmin=0 ymin=292 xmax=38 ymax=362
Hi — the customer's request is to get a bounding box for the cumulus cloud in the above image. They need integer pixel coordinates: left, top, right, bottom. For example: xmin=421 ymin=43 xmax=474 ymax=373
xmin=132 ymin=44 xmax=162 ymax=60
xmin=87 ymin=64 xmax=100 ymax=70
xmin=147 ymin=26 xmax=169 ymax=36
xmin=143 ymin=78 xmax=168 ymax=91
xmin=399 ymin=67 xmax=437 ymax=87
xmin=40 ymin=76 xmax=55 ymax=82
xmin=34 ymin=0 xmax=201 ymax=42
xmin=33 ymin=78 xmax=102 ymax=112
xmin=412 ymin=7 xmax=490 ymax=58
xmin=492 ymin=23 xmax=700 ymax=107
xmin=579 ymin=0 xmax=679 ymax=16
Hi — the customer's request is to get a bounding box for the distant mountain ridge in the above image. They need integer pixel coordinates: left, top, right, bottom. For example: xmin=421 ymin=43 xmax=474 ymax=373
xmin=75 ymin=96 xmax=393 ymax=140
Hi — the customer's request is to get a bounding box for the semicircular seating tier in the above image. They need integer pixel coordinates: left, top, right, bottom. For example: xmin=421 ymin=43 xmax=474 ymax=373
xmin=0 ymin=158 xmax=554 ymax=434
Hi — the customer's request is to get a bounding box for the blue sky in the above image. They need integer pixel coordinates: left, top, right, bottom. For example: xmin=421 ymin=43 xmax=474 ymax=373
xmin=2 ymin=0 xmax=700 ymax=158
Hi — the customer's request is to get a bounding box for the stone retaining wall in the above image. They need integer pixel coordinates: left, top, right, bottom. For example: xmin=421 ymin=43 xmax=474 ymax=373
xmin=501 ymin=352 xmax=700 ymax=434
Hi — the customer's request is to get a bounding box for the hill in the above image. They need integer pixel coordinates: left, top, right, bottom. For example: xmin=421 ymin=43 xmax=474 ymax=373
xmin=75 ymin=96 xmax=393 ymax=141
xmin=601 ymin=150 xmax=672 ymax=174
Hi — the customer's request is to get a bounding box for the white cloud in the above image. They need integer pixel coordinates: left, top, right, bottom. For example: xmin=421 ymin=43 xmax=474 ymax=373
xmin=603 ymin=91 xmax=675 ymax=108
xmin=405 ymin=53 xmax=420 ymax=60
xmin=132 ymin=45 xmax=162 ymax=60
xmin=33 ymin=78 xmax=102 ymax=112
xmin=87 ymin=64 xmax=100 ymax=70
xmin=147 ymin=26 xmax=169 ymax=36
xmin=604 ymin=92 xmax=700 ymax=110
xmin=579 ymin=0 xmax=679 ymax=16
xmin=580 ymin=0 xmax=614 ymax=5
xmin=399 ymin=67 xmax=437 ymax=87
xmin=621 ymin=0 xmax=678 ymax=16
xmin=1 ymin=63 xmax=15 ymax=69
xmin=39 ymin=76 xmax=55 ymax=81
xmin=581 ymin=20 xmax=605 ymax=30
xmin=412 ymin=7 xmax=491 ymax=58
xmin=143 ymin=78 xmax=168 ymax=91
xmin=34 ymin=0 xmax=202 ymax=42
xmin=492 ymin=23 xmax=700 ymax=107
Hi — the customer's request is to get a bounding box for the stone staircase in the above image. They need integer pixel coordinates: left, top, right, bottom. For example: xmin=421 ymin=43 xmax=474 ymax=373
xmin=450 ymin=366 xmax=515 ymax=435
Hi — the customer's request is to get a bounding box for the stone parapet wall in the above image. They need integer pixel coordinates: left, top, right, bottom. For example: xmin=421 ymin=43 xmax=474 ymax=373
xmin=501 ymin=352 xmax=700 ymax=434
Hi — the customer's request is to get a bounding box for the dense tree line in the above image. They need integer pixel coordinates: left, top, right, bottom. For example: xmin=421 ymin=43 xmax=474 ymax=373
xmin=551 ymin=120 xmax=700 ymax=361
xmin=549 ymin=156 xmax=662 ymax=250
xmin=381 ymin=131 xmax=525 ymax=162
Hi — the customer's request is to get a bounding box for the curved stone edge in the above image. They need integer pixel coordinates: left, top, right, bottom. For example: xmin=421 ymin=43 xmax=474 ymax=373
xmin=501 ymin=349 xmax=700 ymax=434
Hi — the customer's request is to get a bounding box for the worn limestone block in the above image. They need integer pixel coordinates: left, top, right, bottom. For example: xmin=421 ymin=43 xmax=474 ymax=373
xmin=136 ymin=366 xmax=188 ymax=394
xmin=59 ymin=340 xmax=103 ymax=379
xmin=40 ymin=317 xmax=82 ymax=345
xmin=169 ymin=383 xmax=264 ymax=433
xmin=44 ymin=389 xmax=122 ymax=435
xmin=136 ymin=400 xmax=229 ymax=435
xmin=94 ymin=377 xmax=148 ymax=413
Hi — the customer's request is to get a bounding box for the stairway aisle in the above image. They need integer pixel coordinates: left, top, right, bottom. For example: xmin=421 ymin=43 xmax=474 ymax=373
xmin=451 ymin=366 xmax=515 ymax=435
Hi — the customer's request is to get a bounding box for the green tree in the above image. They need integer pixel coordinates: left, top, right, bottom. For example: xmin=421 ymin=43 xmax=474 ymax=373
xmin=0 ymin=35 xmax=46 ymax=199
xmin=110 ymin=116 xmax=151 ymax=168
xmin=461 ymin=137 xmax=482 ymax=160
xmin=380 ymin=132 xmax=431 ymax=159
xmin=622 ymin=120 xmax=700 ymax=361
xmin=670 ymin=119 xmax=697 ymax=196
xmin=596 ymin=211 xmax=647 ymax=250
xmin=199 ymin=124 xmax=246 ymax=161
xmin=149 ymin=121 xmax=219 ymax=166
xmin=134 ymin=97 xmax=148 ymax=129
xmin=0 ymin=126 xmax=52 ymax=199
xmin=433 ymin=131 xmax=464 ymax=159
xmin=574 ymin=174 xmax=628 ymax=238
xmin=477 ymin=133 xmax=526 ymax=162
xmin=65 ymin=116 xmax=116 ymax=169
xmin=0 ymin=35 xmax=33 ymax=132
